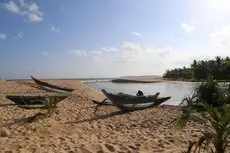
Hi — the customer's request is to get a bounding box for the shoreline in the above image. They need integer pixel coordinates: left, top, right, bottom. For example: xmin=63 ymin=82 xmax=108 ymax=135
xmin=7 ymin=77 xmax=191 ymax=84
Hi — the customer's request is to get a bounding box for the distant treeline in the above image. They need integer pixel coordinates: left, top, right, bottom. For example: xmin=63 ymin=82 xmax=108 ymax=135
xmin=163 ymin=56 xmax=230 ymax=81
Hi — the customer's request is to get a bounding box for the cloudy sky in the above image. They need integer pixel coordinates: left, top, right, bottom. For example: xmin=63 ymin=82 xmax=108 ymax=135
xmin=0 ymin=0 xmax=230 ymax=79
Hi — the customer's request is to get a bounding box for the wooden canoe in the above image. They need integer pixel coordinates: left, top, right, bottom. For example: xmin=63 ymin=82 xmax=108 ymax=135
xmin=101 ymin=89 xmax=159 ymax=104
xmin=92 ymin=96 xmax=171 ymax=106
xmin=31 ymin=76 xmax=75 ymax=93
xmin=6 ymin=95 xmax=67 ymax=105
xmin=18 ymin=104 xmax=46 ymax=109
xmin=101 ymin=89 xmax=170 ymax=111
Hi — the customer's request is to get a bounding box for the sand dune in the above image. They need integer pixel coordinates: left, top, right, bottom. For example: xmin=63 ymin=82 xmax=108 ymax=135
xmin=0 ymin=79 xmax=213 ymax=153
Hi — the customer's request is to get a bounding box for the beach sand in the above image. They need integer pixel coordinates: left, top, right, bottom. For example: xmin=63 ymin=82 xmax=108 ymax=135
xmin=0 ymin=79 xmax=207 ymax=153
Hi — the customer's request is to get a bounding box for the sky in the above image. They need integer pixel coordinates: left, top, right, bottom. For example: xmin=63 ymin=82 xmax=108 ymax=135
xmin=1 ymin=0 xmax=230 ymax=79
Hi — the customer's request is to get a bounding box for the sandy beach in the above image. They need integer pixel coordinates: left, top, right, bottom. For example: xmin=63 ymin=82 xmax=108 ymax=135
xmin=0 ymin=79 xmax=206 ymax=153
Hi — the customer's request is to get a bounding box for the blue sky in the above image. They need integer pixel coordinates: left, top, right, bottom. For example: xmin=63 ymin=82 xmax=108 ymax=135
xmin=0 ymin=0 xmax=230 ymax=79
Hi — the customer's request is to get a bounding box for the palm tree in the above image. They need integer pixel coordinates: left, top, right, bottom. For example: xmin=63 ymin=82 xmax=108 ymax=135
xmin=174 ymin=77 xmax=230 ymax=153
xmin=215 ymin=56 xmax=222 ymax=68
xmin=191 ymin=60 xmax=197 ymax=69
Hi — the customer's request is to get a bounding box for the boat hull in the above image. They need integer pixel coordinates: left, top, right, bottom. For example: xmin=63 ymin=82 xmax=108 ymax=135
xmin=101 ymin=89 xmax=159 ymax=104
xmin=31 ymin=76 xmax=75 ymax=93
xmin=6 ymin=95 xmax=67 ymax=105
xmin=101 ymin=89 xmax=170 ymax=111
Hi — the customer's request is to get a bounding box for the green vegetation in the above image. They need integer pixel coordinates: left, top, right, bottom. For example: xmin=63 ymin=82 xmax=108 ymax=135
xmin=27 ymin=96 xmax=60 ymax=123
xmin=43 ymin=96 xmax=60 ymax=116
xmin=164 ymin=56 xmax=230 ymax=81
xmin=174 ymin=76 xmax=230 ymax=153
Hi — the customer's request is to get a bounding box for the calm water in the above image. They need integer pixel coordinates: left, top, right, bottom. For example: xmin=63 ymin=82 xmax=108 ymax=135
xmin=85 ymin=81 xmax=198 ymax=105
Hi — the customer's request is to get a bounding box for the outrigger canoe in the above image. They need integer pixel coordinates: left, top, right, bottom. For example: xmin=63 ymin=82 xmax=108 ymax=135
xmin=102 ymin=89 xmax=160 ymax=104
xmin=100 ymin=89 xmax=171 ymax=111
xmin=31 ymin=76 xmax=75 ymax=93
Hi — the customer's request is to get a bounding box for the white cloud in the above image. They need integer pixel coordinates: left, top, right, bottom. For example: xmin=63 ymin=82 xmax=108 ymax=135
xmin=181 ymin=22 xmax=196 ymax=33
xmin=197 ymin=0 xmax=230 ymax=20
xmin=90 ymin=51 xmax=103 ymax=56
xmin=0 ymin=33 xmax=6 ymax=40
xmin=70 ymin=50 xmax=104 ymax=62
xmin=68 ymin=42 xmax=203 ymax=70
xmin=209 ymin=26 xmax=230 ymax=48
xmin=92 ymin=56 xmax=101 ymax=61
xmin=118 ymin=42 xmax=143 ymax=63
xmin=3 ymin=1 xmax=44 ymax=23
xmin=122 ymin=41 xmax=142 ymax=52
xmin=90 ymin=51 xmax=103 ymax=61
xmin=26 ymin=13 xmax=43 ymax=22
xmin=13 ymin=32 xmax=24 ymax=40
xmin=203 ymin=25 xmax=230 ymax=58
xmin=117 ymin=42 xmax=196 ymax=69
xmin=42 ymin=51 xmax=49 ymax=56
xmin=70 ymin=50 xmax=88 ymax=57
xmin=132 ymin=31 xmax=142 ymax=37
xmin=26 ymin=2 xmax=43 ymax=16
xmin=146 ymin=46 xmax=173 ymax=57
xmin=17 ymin=31 xmax=23 ymax=39
xmin=67 ymin=41 xmax=221 ymax=75
xmin=70 ymin=50 xmax=103 ymax=57
xmin=27 ymin=3 xmax=39 ymax=12
xmin=4 ymin=1 xmax=20 ymax=13
xmin=50 ymin=26 xmax=60 ymax=33
xmin=101 ymin=47 xmax=118 ymax=52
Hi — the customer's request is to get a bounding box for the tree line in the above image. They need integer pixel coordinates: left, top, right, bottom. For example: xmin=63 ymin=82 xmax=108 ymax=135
xmin=163 ymin=56 xmax=230 ymax=81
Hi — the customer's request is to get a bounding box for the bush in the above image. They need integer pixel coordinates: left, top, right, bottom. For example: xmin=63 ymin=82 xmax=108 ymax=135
xmin=174 ymin=75 xmax=230 ymax=153
xmin=196 ymin=75 xmax=224 ymax=107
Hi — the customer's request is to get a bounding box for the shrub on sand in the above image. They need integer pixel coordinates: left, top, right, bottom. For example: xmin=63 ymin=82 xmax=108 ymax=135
xmin=174 ymin=76 xmax=230 ymax=153
xmin=27 ymin=96 xmax=60 ymax=123
xmin=43 ymin=96 xmax=60 ymax=116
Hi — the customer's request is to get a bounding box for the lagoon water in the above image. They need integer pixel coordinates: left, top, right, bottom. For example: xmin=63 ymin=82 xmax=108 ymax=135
xmin=85 ymin=81 xmax=198 ymax=106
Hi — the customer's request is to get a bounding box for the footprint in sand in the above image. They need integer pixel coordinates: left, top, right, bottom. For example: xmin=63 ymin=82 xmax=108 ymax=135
xmin=4 ymin=151 xmax=13 ymax=153
xmin=104 ymin=143 xmax=115 ymax=152
xmin=168 ymin=139 xmax=175 ymax=143
xmin=96 ymin=150 xmax=104 ymax=153
xmin=128 ymin=145 xmax=139 ymax=150
xmin=165 ymin=136 xmax=175 ymax=143
xmin=80 ymin=148 xmax=92 ymax=153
